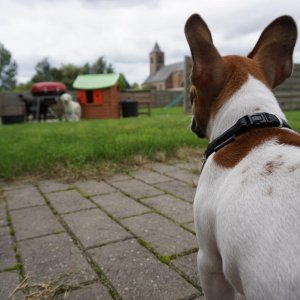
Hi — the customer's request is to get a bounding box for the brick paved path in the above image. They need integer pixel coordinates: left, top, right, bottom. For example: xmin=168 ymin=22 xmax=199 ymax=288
xmin=0 ymin=162 xmax=204 ymax=299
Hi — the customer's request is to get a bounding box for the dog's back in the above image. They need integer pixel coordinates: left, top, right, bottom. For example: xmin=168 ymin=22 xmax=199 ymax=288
xmin=212 ymin=139 xmax=300 ymax=299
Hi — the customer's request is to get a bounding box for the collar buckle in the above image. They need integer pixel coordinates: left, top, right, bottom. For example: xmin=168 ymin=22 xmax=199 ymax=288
xmin=201 ymin=112 xmax=291 ymax=171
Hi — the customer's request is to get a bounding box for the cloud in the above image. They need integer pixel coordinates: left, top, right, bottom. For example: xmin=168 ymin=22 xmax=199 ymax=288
xmin=0 ymin=0 xmax=300 ymax=85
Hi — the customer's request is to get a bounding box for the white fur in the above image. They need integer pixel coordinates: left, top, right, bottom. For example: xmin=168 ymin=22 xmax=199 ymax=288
xmin=60 ymin=93 xmax=81 ymax=121
xmin=195 ymin=75 xmax=300 ymax=300
xmin=207 ymin=75 xmax=286 ymax=141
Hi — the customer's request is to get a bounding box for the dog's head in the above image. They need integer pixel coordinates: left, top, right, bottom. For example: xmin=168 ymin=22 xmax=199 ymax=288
xmin=185 ymin=14 xmax=297 ymax=138
xmin=60 ymin=93 xmax=72 ymax=105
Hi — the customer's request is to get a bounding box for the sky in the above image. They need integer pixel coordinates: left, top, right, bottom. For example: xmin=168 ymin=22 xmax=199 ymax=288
xmin=1 ymin=0 xmax=300 ymax=85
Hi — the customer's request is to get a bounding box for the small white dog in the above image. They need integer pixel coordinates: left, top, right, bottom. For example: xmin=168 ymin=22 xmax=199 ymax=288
xmin=185 ymin=14 xmax=300 ymax=300
xmin=60 ymin=93 xmax=81 ymax=121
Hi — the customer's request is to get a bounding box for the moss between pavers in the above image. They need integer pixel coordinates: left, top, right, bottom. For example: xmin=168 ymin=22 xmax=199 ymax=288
xmin=138 ymin=239 xmax=198 ymax=267
xmin=5 ymin=209 xmax=26 ymax=279
xmin=73 ymin=188 xmax=91 ymax=200
xmin=137 ymin=238 xmax=173 ymax=266
xmin=159 ymin=255 xmax=172 ymax=265
xmin=90 ymin=261 xmax=120 ymax=300
xmin=4 ymin=263 xmax=23 ymax=272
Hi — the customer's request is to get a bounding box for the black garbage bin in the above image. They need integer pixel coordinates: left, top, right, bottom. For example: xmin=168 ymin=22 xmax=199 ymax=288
xmin=121 ymin=99 xmax=138 ymax=118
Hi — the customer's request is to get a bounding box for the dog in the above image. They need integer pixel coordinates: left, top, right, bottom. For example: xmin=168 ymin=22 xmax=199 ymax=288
xmin=185 ymin=14 xmax=300 ymax=300
xmin=60 ymin=93 xmax=81 ymax=121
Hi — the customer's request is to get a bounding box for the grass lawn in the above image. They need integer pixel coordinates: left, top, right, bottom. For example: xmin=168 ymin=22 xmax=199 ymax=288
xmin=0 ymin=108 xmax=299 ymax=181
xmin=0 ymin=107 xmax=206 ymax=180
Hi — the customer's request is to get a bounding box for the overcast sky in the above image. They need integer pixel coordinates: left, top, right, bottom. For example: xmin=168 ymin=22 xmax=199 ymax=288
xmin=1 ymin=0 xmax=300 ymax=85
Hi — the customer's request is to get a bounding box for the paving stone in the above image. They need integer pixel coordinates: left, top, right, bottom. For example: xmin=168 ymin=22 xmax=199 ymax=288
xmin=0 ymin=200 xmax=7 ymax=227
xmin=150 ymin=163 xmax=181 ymax=174
xmin=19 ymin=233 xmax=96 ymax=284
xmin=75 ymin=180 xmax=116 ymax=196
xmin=0 ymin=226 xmax=17 ymax=271
xmin=0 ymin=272 xmax=21 ymax=300
xmin=173 ymin=162 xmax=200 ymax=170
xmin=10 ymin=206 xmax=64 ymax=241
xmin=65 ymin=283 xmax=112 ymax=299
xmin=122 ymin=213 xmax=198 ymax=255
xmin=5 ymin=186 xmax=45 ymax=210
xmin=141 ymin=194 xmax=193 ymax=223
xmin=155 ymin=180 xmax=196 ymax=203
xmin=106 ymin=174 xmax=133 ymax=183
xmin=62 ymin=209 xmax=132 ymax=249
xmin=165 ymin=169 xmax=199 ymax=185
xmin=171 ymin=252 xmax=200 ymax=286
xmin=1 ymin=182 xmax=32 ymax=192
xmin=131 ymin=170 xmax=171 ymax=185
xmin=47 ymin=190 xmax=95 ymax=214
xmin=89 ymin=239 xmax=200 ymax=299
xmin=92 ymin=192 xmax=150 ymax=219
xmin=183 ymin=222 xmax=196 ymax=233
xmin=39 ymin=180 xmax=70 ymax=193
xmin=111 ymin=179 xmax=163 ymax=199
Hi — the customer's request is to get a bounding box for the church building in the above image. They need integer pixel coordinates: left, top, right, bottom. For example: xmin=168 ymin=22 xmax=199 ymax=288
xmin=143 ymin=43 xmax=184 ymax=90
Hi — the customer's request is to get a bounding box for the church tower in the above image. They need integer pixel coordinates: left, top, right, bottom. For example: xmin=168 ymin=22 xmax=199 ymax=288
xmin=150 ymin=42 xmax=165 ymax=75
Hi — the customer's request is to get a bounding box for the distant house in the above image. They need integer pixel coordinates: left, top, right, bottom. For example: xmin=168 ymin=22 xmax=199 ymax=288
xmin=143 ymin=42 xmax=184 ymax=90
xmin=73 ymin=73 xmax=120 ymax=119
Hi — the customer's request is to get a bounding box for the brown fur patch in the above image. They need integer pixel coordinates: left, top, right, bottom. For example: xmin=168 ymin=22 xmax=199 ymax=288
xmin=263 ymin=160 xmax=285 ymax=175
xmin=213 ymin=128 xmax=300 ymax=168
xmin=211 ymin=56 xmax=269 ymax=116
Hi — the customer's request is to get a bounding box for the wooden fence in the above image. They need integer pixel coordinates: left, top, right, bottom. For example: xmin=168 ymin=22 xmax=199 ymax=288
xmin=274 ymin=64 xmax=300 ymax=110
xmin=120 ymin=90 xmax=183 ymax=108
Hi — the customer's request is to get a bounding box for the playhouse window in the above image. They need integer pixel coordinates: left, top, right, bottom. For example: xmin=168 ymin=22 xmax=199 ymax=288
xmin=87 ymin=90 xmax=93 ymax=103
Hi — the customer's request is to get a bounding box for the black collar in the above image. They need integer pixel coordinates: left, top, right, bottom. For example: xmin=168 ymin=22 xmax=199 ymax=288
xmin=202 ymin=112 xmax=291 ymax=166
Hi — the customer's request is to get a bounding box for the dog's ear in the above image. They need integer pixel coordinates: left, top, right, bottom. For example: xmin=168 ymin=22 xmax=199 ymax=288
xmin=248 ymin=16 xmax=297 ymax=88
xmin=184 ymin=14 xmax=224 ymax=96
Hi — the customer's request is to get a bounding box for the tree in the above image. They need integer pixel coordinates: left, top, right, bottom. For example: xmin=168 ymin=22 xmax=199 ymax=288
xmin=81 ymin=63 xmax=91 ymax=74
xmin=31 ymin=57 xmax=52 ymax=82
xmin=91 ymin=57 xmax=114 ymax=74
xmin=28 ymin=56 xmax=118 ymax=89
xmin=0 ymin=43 xmax=18 ymax=91
xmin=59 ymin=64 xmax=82 ymax=89
xmin=132 ymin=82 xmax=140 ymax=90
xmin=106 ymin=63 xmax=114 ymax=73
xmin=118 ymin=73 xmax=131 ymax=90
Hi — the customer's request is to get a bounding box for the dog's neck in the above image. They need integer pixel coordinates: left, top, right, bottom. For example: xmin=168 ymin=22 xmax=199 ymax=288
xmin=207 ymin=75 xmax=287 ymax=142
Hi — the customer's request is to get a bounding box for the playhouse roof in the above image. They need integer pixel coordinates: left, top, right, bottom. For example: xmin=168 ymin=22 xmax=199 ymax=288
xmin=73 ymin=74 xmax=119 ymax=90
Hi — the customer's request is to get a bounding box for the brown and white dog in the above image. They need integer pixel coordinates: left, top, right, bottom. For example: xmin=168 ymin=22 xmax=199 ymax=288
xmin=185 ymin=14 xmax=300 ymax=300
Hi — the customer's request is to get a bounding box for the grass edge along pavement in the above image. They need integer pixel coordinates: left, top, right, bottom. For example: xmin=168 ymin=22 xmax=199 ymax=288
xmin=0 ymin=108 xmax=299 ymax=181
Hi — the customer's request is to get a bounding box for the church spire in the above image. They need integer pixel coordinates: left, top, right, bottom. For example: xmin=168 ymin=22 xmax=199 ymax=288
xmin=152 ymin=42 xmax=162 ymax=53
xmin=150 ymin=42 xmax=165 ymax=75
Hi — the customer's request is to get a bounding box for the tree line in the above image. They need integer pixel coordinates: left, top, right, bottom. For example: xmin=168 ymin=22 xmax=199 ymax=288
xmin=0 ymin=42 xmax=138 ymax=92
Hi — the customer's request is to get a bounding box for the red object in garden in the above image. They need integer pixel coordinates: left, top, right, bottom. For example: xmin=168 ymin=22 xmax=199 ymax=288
xmin=31 ymin=82 xmax=67 ymax=95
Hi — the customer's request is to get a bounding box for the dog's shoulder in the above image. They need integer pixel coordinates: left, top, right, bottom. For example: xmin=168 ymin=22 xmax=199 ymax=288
xmin=213 ymin=128 xmax=300 ymax=168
